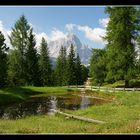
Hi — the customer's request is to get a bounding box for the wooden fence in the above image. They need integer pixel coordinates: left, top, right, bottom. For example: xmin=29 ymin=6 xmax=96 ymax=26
xmin=64 ymin=85 xmax=140 ymax=92
xmin=85 ymin=86 xmax=140 ymax=92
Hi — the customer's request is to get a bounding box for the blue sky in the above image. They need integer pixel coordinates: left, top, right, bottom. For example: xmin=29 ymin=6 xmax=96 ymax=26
xmin=0 ymin=6 xmax=109 ymax=48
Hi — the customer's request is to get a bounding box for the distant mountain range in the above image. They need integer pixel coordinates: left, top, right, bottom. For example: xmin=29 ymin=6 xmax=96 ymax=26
xmin=48 ymin=33 xmax=92 ymax=65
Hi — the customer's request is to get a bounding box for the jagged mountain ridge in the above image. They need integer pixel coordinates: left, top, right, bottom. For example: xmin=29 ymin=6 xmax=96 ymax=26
xmin=48 ymin=33 xmax=92 ymax=65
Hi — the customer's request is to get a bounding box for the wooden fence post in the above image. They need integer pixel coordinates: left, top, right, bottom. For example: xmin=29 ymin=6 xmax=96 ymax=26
xmin=133 ymin=88 xmax=135 ymax=91
xmin=114 ymin=87 xmax=115 ymax=93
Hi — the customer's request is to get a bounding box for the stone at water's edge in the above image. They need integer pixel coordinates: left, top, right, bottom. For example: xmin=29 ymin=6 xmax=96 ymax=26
xmin=65 ymin=116 xmax=70 ymax=119
xmin=47 ymin=112 xmax=55 ymax=116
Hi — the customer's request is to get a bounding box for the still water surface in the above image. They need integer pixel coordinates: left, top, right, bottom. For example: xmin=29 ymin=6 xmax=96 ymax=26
xmin=0 ymin=94 xmax=107 ymax=119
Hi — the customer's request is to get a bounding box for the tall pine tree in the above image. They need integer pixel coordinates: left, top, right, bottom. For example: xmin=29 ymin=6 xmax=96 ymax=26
xmin=105 ymin=7 xmax=138 ymax=87
xmin=81 ymin=65 xmax=89 ymax=85
xmin=66 ymin=44 xmax=76 ymax=85
xmin=39 ymin=37 xmax=52 ymax=86
xmin=136 ymin=8 xmax=140 ymax=78
xmin=8 ymin=15 xmax=31 ymax=85
xmin=24 ymin=28 xmax=39 ymax=86
xmin=55 ymin=46 xmax=67 ymax=86
xmin=90 ymin=48 xmax=106 ymax=86
xmin=75 ymin=53 xmax=82 ymax=85
xmin=7 ymin=50 xmax=21 ymax=86
xmin=0 ymin=31 xmax=9 ymax=87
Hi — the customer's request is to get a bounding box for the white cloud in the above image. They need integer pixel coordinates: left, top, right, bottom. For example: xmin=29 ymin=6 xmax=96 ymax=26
xmin=35 ymin=29 xmax=67 ymax=46
xmin=50 ymin=29 xmax=67 ymax=41
xmin=34 ymin=29 xmax=68 ymax=52
xmin=65 ymin=23 xmax=107 ymax=44
xmin=65 ymin=23 xmax=76 ymax=31
xmin=0 ymin=20 xmax=50 ymax=50
xmin=7 ymin=30 xmax=11 ymax=36
xmin=0 ymin=20 xmax=67 ymax=50
xmin=77 ymin=25 xmax=106 ymax=44
xmin=0 ymin=21 xmax=4 ymax=30
xmin=34 ymin=29 xmax=68 ymax=53
xmin=65 ymin=19 xmax=110 ymax=44
xmin=0 ymin=20 xmax=12 ymax=49
xmin=99 ymin=18 xmax=110 ymax=28
xmin=1 ymin=18 xmax=107 ymax=50
xmin=34 ymin=32 xmax=49 ymax=47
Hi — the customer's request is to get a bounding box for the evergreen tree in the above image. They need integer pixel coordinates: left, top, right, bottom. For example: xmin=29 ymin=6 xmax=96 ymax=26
xmin=8 ymin=15 xmax=31 ymax=85
xmin=24 ymin=28 xmax=39 ymax=86
xmin=105 ymin=7 xmax=138 ymax=87
xmin=39 ymin=37 xmax=52 ymax=86
xmin=75 ymin=53 xmax=82 ymax=85
xmin=55 ymin=55 xmax=62 ymax=86
xmin=81 ymin=65 xmax=89 ymax=84
xmin=90 ymin=48 xmax=106 ymax=86
xmin=7 ymin=50 xmax=21 ymax=86
xmin=136 ymin=7 xmax=140 ymax=44
xmin=66 ymin=44 xmax=76 ymax=85
xmin=136 ymin=8 xmax=140 ymax=78
xmin=0 ymin=31 xmax=9 ymax=87
xmin=55 ymin=46 xmax=67 ymax=86
xmin=51 ymin=69 xmax=56 ymax=86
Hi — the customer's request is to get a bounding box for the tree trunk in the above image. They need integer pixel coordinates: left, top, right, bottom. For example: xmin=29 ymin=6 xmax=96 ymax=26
xmin=125 ymin=80 xmax=129 ymax=88
xmin=51 ymin=109 xmax=106 ymax=124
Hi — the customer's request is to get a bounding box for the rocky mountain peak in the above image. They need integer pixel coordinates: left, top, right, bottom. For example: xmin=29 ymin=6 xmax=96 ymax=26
xmin=48 ymin=33 xmax=92 ymax=65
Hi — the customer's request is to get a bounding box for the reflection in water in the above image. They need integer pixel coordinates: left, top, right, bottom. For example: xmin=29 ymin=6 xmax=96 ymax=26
xmin=0 ymin=97 xmax=58 ymax=119
xmin=80 ymin=96 xmax=90 ymax=109
xmin=0 ymin=94 xmax=107 ymax=120
xmin=47 ymin=96 xmax=57 ymax=116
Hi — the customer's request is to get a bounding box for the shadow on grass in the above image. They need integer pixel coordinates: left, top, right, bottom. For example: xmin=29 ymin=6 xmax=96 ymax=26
xmin=0 ymin=87 xmax=42 ymax=106
xmin=4 ymin=86 xmax=42 ymax=95
xmin=0 ymin=86 xmax=80 ymax=106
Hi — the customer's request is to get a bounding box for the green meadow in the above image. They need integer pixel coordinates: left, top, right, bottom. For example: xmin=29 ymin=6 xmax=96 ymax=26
xmin=0 ymin=87 xmax=139 ymax=134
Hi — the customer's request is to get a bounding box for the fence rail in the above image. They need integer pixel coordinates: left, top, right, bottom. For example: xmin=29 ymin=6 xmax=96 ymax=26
xmin=64 ymin=85 xmax=85 ymax=88
xmin=64 ymin=85 xmax=140 ymax=92
xmin=85 ymin=86 xmax=140 ymax=92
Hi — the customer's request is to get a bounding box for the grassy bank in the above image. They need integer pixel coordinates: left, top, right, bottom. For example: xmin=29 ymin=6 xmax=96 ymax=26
xmin=0 ymin=87 xmax=139 ymax=133
xmin=0 ymin=86 xmax=80 ymax=106
xmin=0 ymin=114 xmax=96 ymax=134
xmin=65 ymin=91 xmax=140 ymax=133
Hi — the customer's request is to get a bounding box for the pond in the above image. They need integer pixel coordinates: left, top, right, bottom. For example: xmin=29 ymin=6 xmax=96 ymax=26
xmin=0 ymin=93 xmax=108 ymax=120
